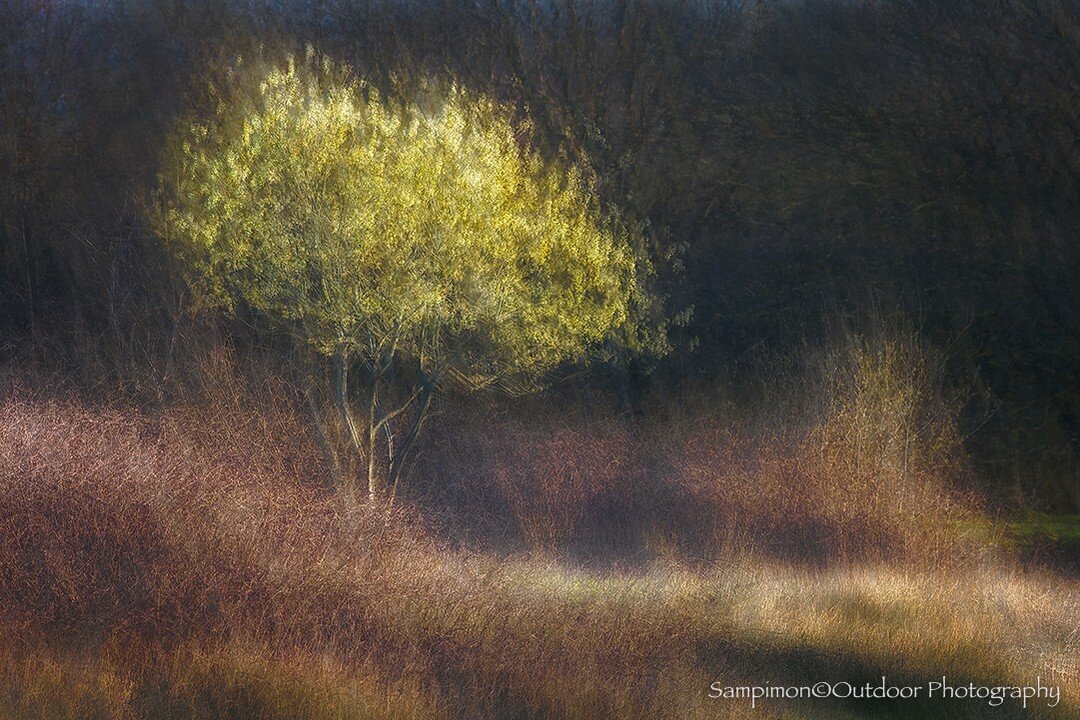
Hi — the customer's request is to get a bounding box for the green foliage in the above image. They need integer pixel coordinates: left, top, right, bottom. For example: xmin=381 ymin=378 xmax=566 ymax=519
xmin=156 ymin=56 xmax=660 ymax=387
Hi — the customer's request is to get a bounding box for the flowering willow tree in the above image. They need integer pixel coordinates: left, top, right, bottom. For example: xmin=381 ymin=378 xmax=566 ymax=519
xmin=155 ymin=57 xmax=660 ymax=498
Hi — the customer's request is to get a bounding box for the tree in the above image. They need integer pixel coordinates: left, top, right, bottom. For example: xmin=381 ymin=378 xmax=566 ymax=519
xmin=155 ymin=56 xmax=661 ymax=499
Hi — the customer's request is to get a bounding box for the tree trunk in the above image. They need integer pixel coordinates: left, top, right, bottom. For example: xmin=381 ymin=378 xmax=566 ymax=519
xmin=366 ymin=439 xmax=385 ymax=498
xmin=366 ymin=402 xmax=384 ymax=499
xmin=333 ymin=347 xmax=364 ymax=497
xmin=364 ymin=366 xmax=389 ymax=499
xmin=388 ymin=374 xmax=435 ymax=494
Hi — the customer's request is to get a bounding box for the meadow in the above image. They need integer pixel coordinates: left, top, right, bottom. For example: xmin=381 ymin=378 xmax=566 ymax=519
xmin=0 ymin=339 xmax=1075 ymax=719
xmin=2 ymin=2 xmax=1079 ymax=718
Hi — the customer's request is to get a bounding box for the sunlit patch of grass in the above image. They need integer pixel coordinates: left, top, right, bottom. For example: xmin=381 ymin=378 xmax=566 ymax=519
xmin=477 ymin=560 xmax=1079 ymax=717
xmin=0 ymin=641 xmax=447 ymax=720
xmin=784 ymin=572 xmax=1075 ymax=716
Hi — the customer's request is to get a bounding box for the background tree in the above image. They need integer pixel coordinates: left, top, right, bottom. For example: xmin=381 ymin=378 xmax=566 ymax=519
xmin=155 ymin=56 xmax=660 ymax=499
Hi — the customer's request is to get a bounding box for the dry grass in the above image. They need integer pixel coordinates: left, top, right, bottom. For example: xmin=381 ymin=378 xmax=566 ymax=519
xmin=0 ymin=641 xmax=446 ymax=720
xmin=0 ymin=372 xmax=1075 ymax=719
xmin=414 ymin=416 xmax=980 ymax=566
xmin=413 ymin=332 xmax=983 ymax=568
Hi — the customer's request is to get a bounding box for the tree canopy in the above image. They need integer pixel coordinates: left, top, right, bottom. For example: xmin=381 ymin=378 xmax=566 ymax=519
xmin=156 ymin=57 xmax=656 ymax=389
xmin=155 ymin=56 xmax=660 ymax=496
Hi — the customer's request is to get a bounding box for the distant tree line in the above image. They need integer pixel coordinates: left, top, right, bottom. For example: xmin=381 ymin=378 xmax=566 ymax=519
xmin=1 ymin=0 xmax=1077 ymax=509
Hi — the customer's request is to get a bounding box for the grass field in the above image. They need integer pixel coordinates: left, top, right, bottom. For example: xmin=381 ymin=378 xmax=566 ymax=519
xmin=0 ymin=381 xmax=1075 ymax=719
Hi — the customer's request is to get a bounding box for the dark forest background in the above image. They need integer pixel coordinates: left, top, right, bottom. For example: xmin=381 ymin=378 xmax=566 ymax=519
xmin=2 ymin=0 xmax=1078 ymax=512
